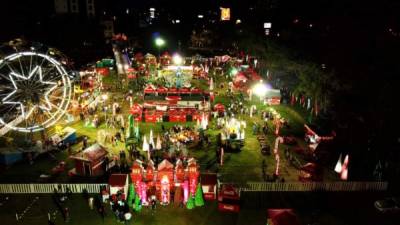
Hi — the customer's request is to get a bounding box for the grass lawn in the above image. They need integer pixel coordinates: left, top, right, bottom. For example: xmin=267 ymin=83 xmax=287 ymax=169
xmin=0 ymin=69 xmax=339 ymax=184
xmin=0 ymin=194 xmax=267 ymax=225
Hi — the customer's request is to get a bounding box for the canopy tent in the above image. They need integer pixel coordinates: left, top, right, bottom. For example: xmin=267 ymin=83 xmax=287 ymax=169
xmin=268 ymin=209 xmax=301 ymax=225
xmin=213 ymin=103 xmax=225 ymax=112
xmin=158 ymin=159 xmax=174 ymax=171
xmin=130 ymin=103 xmax=143 ymax=114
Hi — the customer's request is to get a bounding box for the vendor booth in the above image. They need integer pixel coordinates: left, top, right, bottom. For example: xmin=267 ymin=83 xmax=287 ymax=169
xmin=109 ymin=174 xmax=129 ymax=200
xmin=218 ymin=184 xmax=240 ymax=212
xmin=70 ymin=144 xmax=109 ymax=176
xmin=50 ymin=127 xmax=77 ymax=146
xmin=200 ymin=173 xmax=218 ymax=200
xmin=265 ymin=89 xmax=281 ymax=105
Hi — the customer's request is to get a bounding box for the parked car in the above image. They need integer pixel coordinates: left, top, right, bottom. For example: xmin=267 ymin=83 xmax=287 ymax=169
xmin=374 ymin=198 xmax=400 ymax=213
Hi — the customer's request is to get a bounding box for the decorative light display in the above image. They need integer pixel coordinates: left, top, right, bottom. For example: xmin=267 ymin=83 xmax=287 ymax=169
xmin=220 ymin=7 xmax=230 ymax=21
xmin=334 ymin=153 xmax=343 ymax=173
xmin=0 ymin=51 xmax=72 ymax=133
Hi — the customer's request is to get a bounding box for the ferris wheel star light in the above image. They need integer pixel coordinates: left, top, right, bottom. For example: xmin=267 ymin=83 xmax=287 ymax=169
xmin=0 ymin=51 xmax=72 ymax=133
xmin=3 ymin=66 xmax=58 ymax=118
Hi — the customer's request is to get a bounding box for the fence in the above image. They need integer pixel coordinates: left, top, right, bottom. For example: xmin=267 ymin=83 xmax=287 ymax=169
xmin=236 ymin=182 xmax=388 ymax=192
xmin=0 ymin=183 xmax=108 ymax=194
xmin=217 ymin=182 xmax=388 ymax=192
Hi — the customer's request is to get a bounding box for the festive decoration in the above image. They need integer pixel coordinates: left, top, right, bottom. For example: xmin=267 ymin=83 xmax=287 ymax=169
xmin=156 ymin=135 xmax=162 ymax=150
xmin=127 ymin=183 xmax=135 ymax=208
xmin=142 ymin=135 xmax=149 ymax=151
xmin=0 ymin=51 xmax=72 ymax=133
xmin=220 ymin=7 xmax=231 ymax=21
xmin=186 ymin=193 xmax=195 ymax=209
xmin=273 ymin=137 xmax=284 ymax=176
xmin=340 ymin=154 xmax=349 ymax=180
xmin=334 ymin=154 xmax=343 ymax=173
xmin=134 ymin=192 xmax=141 ymax=211
xmin=194 ymin=183 xmax=205 ymax=207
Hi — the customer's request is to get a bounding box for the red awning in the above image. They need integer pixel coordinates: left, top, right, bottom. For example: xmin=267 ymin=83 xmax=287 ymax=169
xmin=166 ymin=96 xmax=181 ymax=101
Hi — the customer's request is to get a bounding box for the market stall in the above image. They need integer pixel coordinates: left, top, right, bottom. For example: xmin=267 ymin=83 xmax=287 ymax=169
xmin=109 ymin=174 xmax=129 ymax=200
xmin=70 ymin=143 xmax=109 ymax=176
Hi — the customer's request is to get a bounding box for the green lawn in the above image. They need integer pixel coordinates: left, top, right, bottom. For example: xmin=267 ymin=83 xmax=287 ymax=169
xmin=0 ymin=194 xmax=266 ymax=225
xmin=0 ymin=69 xmax=340 ymax=184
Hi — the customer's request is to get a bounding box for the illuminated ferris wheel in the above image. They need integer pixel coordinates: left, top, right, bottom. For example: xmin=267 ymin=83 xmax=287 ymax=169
xmin=0 ymin=51 xmax=72 ymax=133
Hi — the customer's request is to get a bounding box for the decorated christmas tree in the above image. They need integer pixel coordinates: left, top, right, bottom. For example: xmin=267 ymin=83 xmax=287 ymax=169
xmin=194 ymin=183 xmax=204 ymax=207
xmin=127 ymin=184 xmax=135 ymax=208
xmin=134 ymin=193 xmax=142 ymax=212
xmin=186 ymin=193 xmax=195 ymax=209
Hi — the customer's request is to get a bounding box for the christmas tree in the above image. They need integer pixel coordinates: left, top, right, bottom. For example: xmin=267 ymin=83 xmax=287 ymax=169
xmin=134 ymin=193 xmax=142 ymax=212
xmin=194 ymin=183 xmax=204 ymax=207
xmin=127 ymin=184 xmax=135 ymax=208
xmin=186 ymin=193 xmax=195 ymax=209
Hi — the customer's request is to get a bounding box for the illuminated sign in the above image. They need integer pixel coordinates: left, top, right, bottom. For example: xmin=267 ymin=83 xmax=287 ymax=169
xmin=264 ymin=22 xmax=272 ymax=28
xmin=220 ymin=7 xmax=230 ymax=21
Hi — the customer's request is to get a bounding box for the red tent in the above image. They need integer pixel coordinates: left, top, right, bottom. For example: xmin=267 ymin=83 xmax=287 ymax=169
xmin=169 ymin=87 xmax=178 ymax=93
xmin=268 ymin=209 xmax=301 ymax=225
xmin=214 ymin=103 xmax=225 ymax=112
xmin=96 ymin=67 xmax=110 ymax=76
xmin=157 ymin=86 xmax=168 ymax=93
xmin=130 ymin=103 xmax=143 ymax=115
xmin=190 ymin=87 xmax=201 ymax=93
xmin=144 ymin=86 xmax=156 ymax=93
xmin=127 ymin=68 xmax=136 ymax=79
xmin=179 ymin=88 xmax=190 ymax=94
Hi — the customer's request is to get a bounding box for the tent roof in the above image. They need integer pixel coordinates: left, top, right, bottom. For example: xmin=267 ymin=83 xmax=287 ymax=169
xmin=71 ymin=143 xmax=108 ymax=162
xmin=268 ymin=209 xmax=300 ymax=225
xmin=158 ymin=159 xmax=174 ymax=171
xmin=265 ymin=89 xmax=281 ymax=98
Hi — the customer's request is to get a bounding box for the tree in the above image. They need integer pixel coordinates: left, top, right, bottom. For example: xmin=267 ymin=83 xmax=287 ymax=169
xmin=127 ymin=184 xmax=135 ymax=208
xmin=134 ymin=193 xmax=141 ymax=212
xmin=186 ymin=193 xmax=195 ymax=209
xmin=194 ymin=183 xmax=204 ymax=207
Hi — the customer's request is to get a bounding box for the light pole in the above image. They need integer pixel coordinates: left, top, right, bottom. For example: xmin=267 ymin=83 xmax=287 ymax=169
xmin=155 ymin=37 xmax=165 ymax=60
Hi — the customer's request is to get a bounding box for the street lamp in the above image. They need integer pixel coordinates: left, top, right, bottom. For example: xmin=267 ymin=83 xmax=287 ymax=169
xmin=252 ymin=82 xmax=270 ymax=102
xmin=155 ymin=37 xmax=165 ymax=59
xmin=172 ymin=53 xmax=183 ymax=65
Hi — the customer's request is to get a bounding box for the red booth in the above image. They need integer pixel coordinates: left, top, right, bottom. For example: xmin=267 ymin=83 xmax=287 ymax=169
xmin=218 ymin=184 xmax=240 ymax=212
xmin=200 ymin=173 xmax=218 ymax=200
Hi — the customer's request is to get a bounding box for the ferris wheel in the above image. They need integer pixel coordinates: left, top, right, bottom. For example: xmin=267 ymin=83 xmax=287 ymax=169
xmin=0 ymin=51 xmax=72 ymax=133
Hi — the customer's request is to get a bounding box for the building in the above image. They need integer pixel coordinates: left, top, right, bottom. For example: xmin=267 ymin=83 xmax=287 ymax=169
xmin=54 ymin=0 xmax=95 ymax=18
xmin=70 ymin=143 xmax=109 ymax=176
